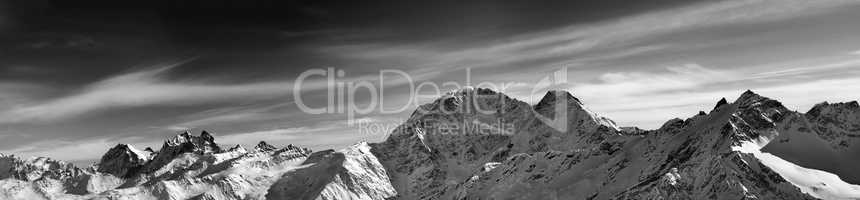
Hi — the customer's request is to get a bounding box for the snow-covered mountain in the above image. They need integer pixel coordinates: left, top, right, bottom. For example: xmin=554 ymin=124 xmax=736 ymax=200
xmin=1 ymin=88 xmax=858 ymax=200
xmin=0 ymin=131 xmax=395 ymax=200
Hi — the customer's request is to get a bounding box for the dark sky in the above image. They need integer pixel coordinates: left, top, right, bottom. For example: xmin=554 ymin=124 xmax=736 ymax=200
xmin=1 ymin=0 xmax=710 ymax=80
xmin=2 ymin=0 xmax=860 ymax=162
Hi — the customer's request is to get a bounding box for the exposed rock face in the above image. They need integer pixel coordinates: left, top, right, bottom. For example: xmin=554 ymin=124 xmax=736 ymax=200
xmin=96 ymin=144 xmax=151 ymax=178
xmin=805 ymin=101 xmax=860 ymax=149
xmin=255 ymin=141 xmax=278 ymax=152
xmin=714 ymin=97 xmax=729 ymax=110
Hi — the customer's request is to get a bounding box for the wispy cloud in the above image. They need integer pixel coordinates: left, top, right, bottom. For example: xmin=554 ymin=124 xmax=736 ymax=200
xmin=574 ymin=64 xmax=734 ymax=98
xmin=325 ymin=0 xmax=859 ymax=71
xmin=171 ymin=102 xmax=294 ymax=128
xmin=0 ymin=64 xmax=314 ymax=123
xmin=746 ymin=57 xmax=860 ymax=80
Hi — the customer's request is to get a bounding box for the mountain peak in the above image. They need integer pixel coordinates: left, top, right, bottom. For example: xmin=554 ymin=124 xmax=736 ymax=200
xmin=736 ymin=89 xmax=764 ymax=104
xmin=534 ymin=90 xmax=583 ymax=111
xmin=531 ymin=90 xmax=620 ymax=132
xmin=228 ymin=144 xmax=245 ymax=152
xmin=713 ymin=98 xmax=729 ymax=110
xmin=539 ymin=90 xmax=581 ymax=103
xmin=167 ymin=131 xmax=192 ymax=145
xmin=733 ymin=90 xmax=787 ymax=112
xmin=201 ymin=130 xmax=214 ymax=140
xmin=163 ymin=130 xmax=222 ymax=154
xmin=741 ymin=89 xmax=757 ymax=97
xmin=97 ymin=144 xmax=150 ymax=177
xmin=255 ymin=141 xmax=278 ymax=152
xmin=140 ymin=131 xmax=224 ymax=173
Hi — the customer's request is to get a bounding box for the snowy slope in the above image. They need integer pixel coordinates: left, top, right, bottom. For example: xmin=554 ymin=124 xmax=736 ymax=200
xmin=0 ymin=131 xmax=395 ymax=200
xmin=266 ymin=143 xmax=396 ymax=200
xmin=763 ymin=101 xmax=860 ymax=185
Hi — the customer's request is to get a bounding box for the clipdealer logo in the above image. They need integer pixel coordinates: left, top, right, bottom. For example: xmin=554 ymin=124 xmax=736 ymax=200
xmin=292 ymin=67 xmax=570 ymax=132
xmin=529 ymin=67 xmax=570 ymax=132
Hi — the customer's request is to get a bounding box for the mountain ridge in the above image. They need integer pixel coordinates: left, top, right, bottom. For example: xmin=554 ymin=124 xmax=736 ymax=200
xmin=0 ymin=89 xmax=858 ymax=199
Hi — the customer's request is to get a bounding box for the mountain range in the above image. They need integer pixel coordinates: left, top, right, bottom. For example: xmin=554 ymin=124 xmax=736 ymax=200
xmin=1 ymin=88 xmax=858 ymax=200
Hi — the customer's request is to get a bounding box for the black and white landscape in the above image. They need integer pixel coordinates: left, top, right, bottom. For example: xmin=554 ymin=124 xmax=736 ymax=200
xmin=1 ymin=0 xmax=860 ymax=200
xmin=1 ymin=89 xmax=859 ymax=199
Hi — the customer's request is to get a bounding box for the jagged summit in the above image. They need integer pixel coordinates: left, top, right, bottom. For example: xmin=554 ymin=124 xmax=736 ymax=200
xmin=713 ymin=97 xmax=728 ymax=110
xmin=740 ymin=89 xmax=759 ymax=99
xmin=201 ymin=130 xmax=215 ymax=141
xmin=730 ymin=91 xmax=790 ymax=123
xmin=227 ymin=144 xmax=245 ymax=152
xmin=97 ymin=144 xmax=151 ymax=177
xmin=534 ymin=90 xmax=583 ymax=108
xmin=255 ymin=141 xmax=278 ymax=152
xmin=163 ymin=130 xmax=222 ymax=154
xmin=533 ymin=90 xmax=619 ymax=132
xmin=734 ymin=89 xmax=778 ymax=108
xmin=98 ymin=131 xmax=227 ymax=177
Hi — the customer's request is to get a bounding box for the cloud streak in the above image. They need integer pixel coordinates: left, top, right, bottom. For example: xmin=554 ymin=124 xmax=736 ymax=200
xmin=325 ymin=0 xmax=860 ymax=72
xmin=0 ymin=64 xmax=307 ymax=123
